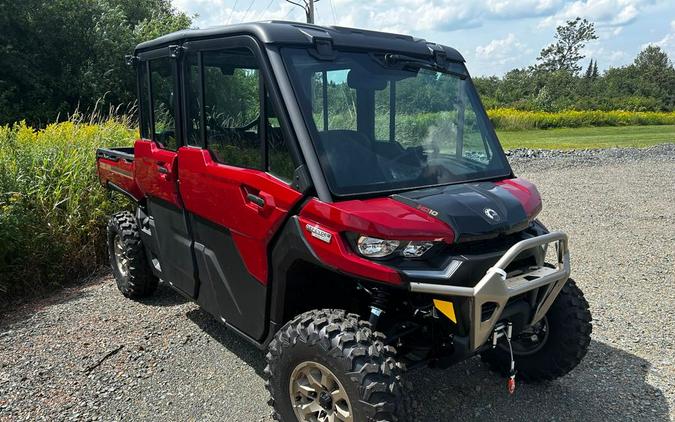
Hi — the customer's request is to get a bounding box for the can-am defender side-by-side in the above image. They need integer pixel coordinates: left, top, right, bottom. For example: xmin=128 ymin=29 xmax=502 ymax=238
xmin=97 ymin=22 xmax=592 ymax=421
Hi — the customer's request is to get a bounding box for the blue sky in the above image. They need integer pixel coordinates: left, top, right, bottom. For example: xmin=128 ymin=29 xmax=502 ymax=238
xmin=173 ymin=0 xmax=675 ymax=76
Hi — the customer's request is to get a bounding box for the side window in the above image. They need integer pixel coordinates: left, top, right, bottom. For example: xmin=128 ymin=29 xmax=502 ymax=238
xmin=185 ymin=44 xmax=296 ymax=182
xmin=265 ymin=95 xmax=295 ymax=181
xmin=203 ymin=48 xmax=261 ymax=169
xmin=185 ymin=53 xmax=203 ymax=147
xmin=149 ymin=58 xmax=178 ymax=150
xmin=138 ymin=62 xmax=152 ymax=139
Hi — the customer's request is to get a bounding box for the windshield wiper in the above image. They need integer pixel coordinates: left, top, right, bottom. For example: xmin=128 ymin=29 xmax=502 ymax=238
xmin=383 ymin=53 xmax=468 ymax=80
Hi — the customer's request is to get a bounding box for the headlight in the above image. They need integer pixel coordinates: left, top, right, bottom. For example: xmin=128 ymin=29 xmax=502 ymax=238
xmin=356 ymin=236 xmax=436 ymax=259
xmin=402 ymin=241 xmax=435 ymax=257
xmin=357 ymin=236 xmax=400 ymax=258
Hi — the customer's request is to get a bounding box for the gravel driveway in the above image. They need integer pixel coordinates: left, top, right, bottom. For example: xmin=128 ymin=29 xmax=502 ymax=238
xmin=1 ymin=145 xmax=674 ymax=422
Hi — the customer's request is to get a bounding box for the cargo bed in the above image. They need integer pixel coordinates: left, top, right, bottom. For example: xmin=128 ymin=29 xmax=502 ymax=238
xmin=96 ymin=147 xmax=142 ymax=201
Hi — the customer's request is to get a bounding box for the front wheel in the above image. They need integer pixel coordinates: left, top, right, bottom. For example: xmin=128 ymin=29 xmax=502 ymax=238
xmin=481 ymin=279 xmax=592 ymax=382
xmin=265 ymin=309 xmax=408 ymax=421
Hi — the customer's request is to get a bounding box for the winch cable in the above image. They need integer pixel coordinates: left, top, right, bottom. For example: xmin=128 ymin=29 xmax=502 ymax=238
xmin=502 ymin=322 xmax=517 ymax=394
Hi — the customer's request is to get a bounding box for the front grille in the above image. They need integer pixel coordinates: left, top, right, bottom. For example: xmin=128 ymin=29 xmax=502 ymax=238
xmin=398 ymin=226 xmax=542 ymax=287
xmin=446 ymin=231 xmax=530 ymax=256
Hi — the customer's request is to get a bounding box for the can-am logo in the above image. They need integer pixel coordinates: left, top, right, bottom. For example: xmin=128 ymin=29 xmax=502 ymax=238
xmin=483 ymin=208 xmax=501 ymax=222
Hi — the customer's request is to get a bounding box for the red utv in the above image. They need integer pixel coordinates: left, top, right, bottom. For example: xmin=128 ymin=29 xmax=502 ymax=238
xmin=97 ymin=21 xmax=592 ymax=421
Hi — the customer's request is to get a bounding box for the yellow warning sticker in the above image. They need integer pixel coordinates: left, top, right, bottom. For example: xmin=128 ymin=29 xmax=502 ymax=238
xmin=433 ymin=299 xmax=457 ymax=323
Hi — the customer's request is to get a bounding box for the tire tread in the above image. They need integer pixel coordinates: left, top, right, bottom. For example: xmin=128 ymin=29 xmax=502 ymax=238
xmin=265 ymin=309 xmax=409 ymax=421
xmin=107 ymin=211 xmax=158 ymax=298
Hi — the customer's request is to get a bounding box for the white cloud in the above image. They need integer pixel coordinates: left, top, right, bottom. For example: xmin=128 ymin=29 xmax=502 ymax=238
xmin=476 ymin=33 xmax=516 ymax=57
xmin=475 ymin=33 xmax=531 ymax=64
xmin=325 ymin=1 xmax=485 ymax=33
xmin=173 ymin=0 xmax=297 ymax=27
xmin=178 ymin=0 xmax=572 ymax=34
xmin=537 ymin=0 xmax=654 ymax=29
xmin=584 ymin=45 xmax=629 ymax=66
xmin=641 ymin=24 xmax=675 ymax=57
xmin=317 ymin=0 xmax=568 ymax=34
xmin=486 ymin=0 xmax=564 ymax=19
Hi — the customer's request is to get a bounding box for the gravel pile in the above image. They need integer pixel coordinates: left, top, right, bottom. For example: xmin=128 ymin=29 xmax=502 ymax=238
xmin=1 ymin=145 xmax=674 ymax=421
xmin=506 ymin=143 xmax=675 ymax=167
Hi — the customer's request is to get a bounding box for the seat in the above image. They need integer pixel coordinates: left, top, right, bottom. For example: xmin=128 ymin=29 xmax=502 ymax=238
xmin=318 ymin=130 xmax=385 ymax=190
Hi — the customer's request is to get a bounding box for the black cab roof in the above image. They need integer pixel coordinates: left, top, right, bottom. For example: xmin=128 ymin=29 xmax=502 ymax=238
xmin=135 ymin=21 xmax=464 ymax=62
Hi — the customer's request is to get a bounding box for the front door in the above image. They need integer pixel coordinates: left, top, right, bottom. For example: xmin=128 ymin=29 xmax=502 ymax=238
xmin=177 ymin=37 xmax=303 ymax=340
xmin=134 ymin=53 xmax=197 ymax=297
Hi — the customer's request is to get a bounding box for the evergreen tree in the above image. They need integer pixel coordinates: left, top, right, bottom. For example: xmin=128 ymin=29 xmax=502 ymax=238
xmin=584 ymin=60 xmax=594 ymax=79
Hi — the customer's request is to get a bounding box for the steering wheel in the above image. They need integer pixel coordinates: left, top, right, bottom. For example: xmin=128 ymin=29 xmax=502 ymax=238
xmin=383 ymin=148 xmax=424 ymax=179
xmin=387 ymin=147 xmax=421 ymax=167
xmin=423 ymin=163 xmax=455 ymax=182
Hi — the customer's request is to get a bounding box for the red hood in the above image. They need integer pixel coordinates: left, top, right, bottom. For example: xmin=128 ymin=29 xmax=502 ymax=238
xmin=300 ymin=177 xmax=541 ymax=244
xmin=297 ymin=177 xmax=541 ymax=286
xmin=300 ymin=196 xmax=455 ymax=243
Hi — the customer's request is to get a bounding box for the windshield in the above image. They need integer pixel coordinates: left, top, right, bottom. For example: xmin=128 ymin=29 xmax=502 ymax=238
xmin=281 ymin=48 xmax=511 ymax=196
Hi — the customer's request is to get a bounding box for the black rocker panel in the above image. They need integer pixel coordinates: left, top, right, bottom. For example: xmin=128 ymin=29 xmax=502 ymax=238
xmin=190 ymin=214 xmax=268 ymax=341
xmin=147 ymin=198 xmax=197 ymax=297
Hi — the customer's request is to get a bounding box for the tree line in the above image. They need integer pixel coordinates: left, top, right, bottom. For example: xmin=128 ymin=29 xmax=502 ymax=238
xmin=1 ymin=4 xmax=673 ymax=127
xmin=474 ymin=18 xmax=675 ymax=112
xmin=0 ymin=0 xmax=191 ymax=126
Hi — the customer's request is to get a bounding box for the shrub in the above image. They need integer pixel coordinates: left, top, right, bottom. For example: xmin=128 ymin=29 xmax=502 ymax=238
xmin=0 ymin=119 xmax=134 ymax=302
xmin=384 ymin=109 xmax=675 ymax=140
xmin=487 ymin=108 xmax=675 ymax=130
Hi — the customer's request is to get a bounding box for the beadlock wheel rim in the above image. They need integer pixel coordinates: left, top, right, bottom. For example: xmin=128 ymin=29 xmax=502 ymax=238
xmin=113 ymin=235 xmax=129 ymax=277
xmin=289 ymin=361 xmax=353 ymax=422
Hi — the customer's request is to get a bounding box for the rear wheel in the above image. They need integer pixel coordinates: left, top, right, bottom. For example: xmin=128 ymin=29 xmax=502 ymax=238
xmin=107 ymin=211 xmax=158 ymax=299
xmin=481 ymin=279 xmax=592 ymax=382
xmin=265 ymin=309 xmax=408 ymax=422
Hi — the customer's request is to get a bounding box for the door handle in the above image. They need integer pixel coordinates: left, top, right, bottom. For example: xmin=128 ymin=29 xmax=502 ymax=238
xmin=157 ymin=162 xmax=169 ymax=174
xmin=245 ymin=190 xmax=276 ymax=216
xmin=246 ymin=193 xmax=266 ymax=207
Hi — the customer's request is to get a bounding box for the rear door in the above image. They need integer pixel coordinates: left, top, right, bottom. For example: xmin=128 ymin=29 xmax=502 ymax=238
xmin=134 ymin=50 xmax=197 ymax=297
xmin=177 ymin=36 xmax=303 ymax=340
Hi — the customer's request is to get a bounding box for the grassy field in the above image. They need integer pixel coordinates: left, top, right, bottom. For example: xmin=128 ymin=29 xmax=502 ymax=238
xmin=497 ymin=125 xmax=675 ymax=150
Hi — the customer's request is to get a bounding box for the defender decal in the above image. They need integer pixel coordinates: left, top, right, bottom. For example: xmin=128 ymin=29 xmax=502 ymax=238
xmin=305 ymin=224 xmax=332 ymax=243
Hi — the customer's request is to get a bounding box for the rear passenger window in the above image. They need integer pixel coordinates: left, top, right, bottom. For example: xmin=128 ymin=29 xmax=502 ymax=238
xmin=138 ymin=62 xmax=152 ymax=139
xmin=149 ymin=58 xmax=178 ymax=150
xmin=202 ymin=48 xmax=261 ymax=169
xmin=184 ymin=53 xmax=203 ymax=147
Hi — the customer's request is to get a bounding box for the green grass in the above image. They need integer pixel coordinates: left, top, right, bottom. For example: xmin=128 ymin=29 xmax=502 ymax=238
xmin=496 ymin=125 xmax=675 ymax=150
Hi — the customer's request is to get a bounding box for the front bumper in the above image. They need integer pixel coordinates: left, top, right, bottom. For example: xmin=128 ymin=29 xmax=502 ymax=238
xmin=406 ymin=231 xmax=570 ymax=351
